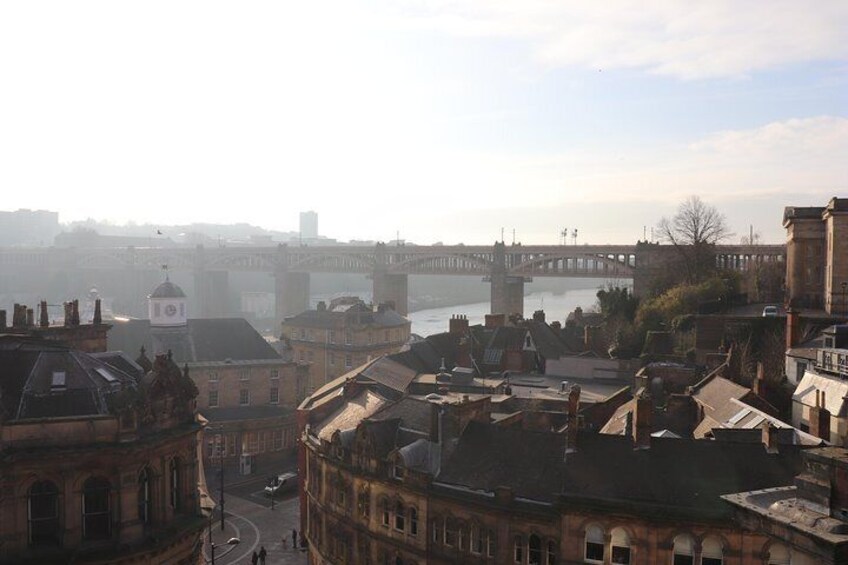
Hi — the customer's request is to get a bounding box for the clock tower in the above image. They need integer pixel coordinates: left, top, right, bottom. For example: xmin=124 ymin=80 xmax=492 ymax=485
xmin=148 ymin=274 xmax=188 ymax=328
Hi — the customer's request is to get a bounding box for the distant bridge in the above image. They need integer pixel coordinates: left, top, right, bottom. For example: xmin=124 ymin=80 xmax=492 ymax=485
xmin=0 ymin=242 xmax=784 ymax=321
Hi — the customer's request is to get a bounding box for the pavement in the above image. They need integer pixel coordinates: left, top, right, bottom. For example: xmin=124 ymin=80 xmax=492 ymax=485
xmin=203 ymin=468 xmax=306 ymax=565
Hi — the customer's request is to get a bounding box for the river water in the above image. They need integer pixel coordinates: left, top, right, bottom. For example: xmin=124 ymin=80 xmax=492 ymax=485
xmin=408 ymin=288 xmax=600 ymax=337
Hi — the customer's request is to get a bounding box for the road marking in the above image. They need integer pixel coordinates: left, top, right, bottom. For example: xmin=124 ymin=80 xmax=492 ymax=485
xmin=200 ymin=517 xmax=242 ymax=563
xmin=214 ymin=509 xmax=261 ymax=565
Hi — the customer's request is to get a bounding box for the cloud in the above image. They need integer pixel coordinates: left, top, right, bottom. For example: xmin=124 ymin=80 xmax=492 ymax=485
xmin=390 ymin=1 xmax=848 ymax=79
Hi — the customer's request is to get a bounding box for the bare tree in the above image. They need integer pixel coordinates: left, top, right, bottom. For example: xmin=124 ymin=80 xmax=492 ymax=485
xmin=658 ymin=196 xmax=732 ymax=283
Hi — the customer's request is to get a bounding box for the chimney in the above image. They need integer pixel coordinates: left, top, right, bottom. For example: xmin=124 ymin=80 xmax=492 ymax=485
xmin=809 ymin=390 xmax=832 ymax=442
xmin=549 ymin=321 xmax=561 ymax=336
xmin=485 ymin=314 xmax=505 ymax=328
xmin=565 ymin=384 xmax=581 ymax=453
xmin=12 ymin=304 xmax=25 ymax=328
xmin=753 ymin=362 xmax=767 ymax=398
xmin=633 ymin=389 xmax=652 ymax=450
xmin=761 ymin=422 xmax=779 ymax=453
xmin=93 ymin=299 xmax=102 ymax=325
xmin=317 ymin=301 xmax=327 ymax=312
xmin=533 ymin=310 xmax=545 ymax=323
xmin=0 ymin=310 xmax=6 ymax=330
xmin=449 ymin=314 xmax=469 ymax=335
xmin=72 ymin=299 xmax=80 ymax=325
xmin=39 ymin=301 xmax=49 ymax=328
xmin=26 ymin=307 xmax=34 ymax=327
xmin=786 ymin=308 xmax=801 ymax=349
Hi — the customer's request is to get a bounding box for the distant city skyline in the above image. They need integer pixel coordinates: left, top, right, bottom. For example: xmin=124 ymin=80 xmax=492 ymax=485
xmin=1 ymin=2 xmax=845 ymax=245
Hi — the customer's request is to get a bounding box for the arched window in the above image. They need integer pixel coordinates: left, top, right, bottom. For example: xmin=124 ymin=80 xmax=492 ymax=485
xmin=431 ymin=517 xmax=440 ymax=543
xmin=380 ymin=498 xmax=390 ymax=527
xmin=458 ymin=522 xmax=466 ymax=551
xmin=487 ymin=529 xmax=497 ymax=558
xmin=547 ymin=540 xmax=557 ymax=565
xmin=444 ymin=518 xmax=456 ymax=547
xmin=611 ymin=528 xmax=630 ymax=564
xmin=409 ymin=507 xmax=418 ymax=536
xmin=529 ymin=534 xmax=542 ymax=565
xmin=513 ymin=535 xmax=524 ymax=563
xmin=82 ymin=477 xmax=111 ymax=540
xmin=137 ymin=468 xmax=152 ymax=525
xmin=28 ymin=480 xmax=60 ymax=547
xmin=358 ymin=487 xmax=370 ymax=519
xmin=672 ymin=534 xmax=695 ymax=565
xmin=169 ymin=457 xmax=181 ymax=511
xmin=767 ymin=543 xmax=791 ymax=565
xmin=701 ymin=537 xmax=723 ymax=565
xmin=584 ymin=525 xmax=604 ymax=563
xmin=394 ymin=500 xmax=405 ymax=531
xmin=471 ymin=523 xmax=483 ymax=554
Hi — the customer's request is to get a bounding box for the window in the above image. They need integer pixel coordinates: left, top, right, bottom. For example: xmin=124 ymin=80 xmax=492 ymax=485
xmin=329 ymin=330 xmax=335 ymax=343
xmin=270 ymin=386 xmax=279 ymax=404
xmin=345 ymin=330 xmax=352 ymax=345
xmin=547 ymin=541 xmax=557 ymax=565
xmin=487 ymin=530 xmax=497 ymax=557
xmin=529 ymin=534 xmax=542 ymax=565
xmin=701 ymin=537 xmax=723 ymax=565
xmin=358 ymin=488 xmax=370 ymax=518
xmin=345 ymin=354 xmax=352 ymax=368
xmin=458 ymin=525 xmax=465 ymax=551
xmin=394 ymin=501 xmax=406 ymax=531
xmin=273 ymin=429 xmax=283 ymax=450
xmin=767 ymin=543 xmax=791 ymax=565
xmin=239 ymin=389 xmax=250 ymax=406
xmin=381 ymin=499 xmax=390 ymax=527
xmin=51 ymin=371 xmax=66 ymax=391
xmin=409 ymin=508 xmax=418 ymax=536
xmin=208 ymin=371 xmax=219 ymax=382
xmin=82 ymin=477 xmax=111 ymax=540
xmin=271 ymin=369 xmax=279 ymax=379
xmin=432 ymin=518 xmax=440 ymax=543
xmin=584 ymin=525 xmax=604 ymax=563
xmin=308 ymin=351 xmax=314 ymax=362
xmin=471 ymin=524 xmax=482 ymax=554
xmin=238 ymin=369 xmax=249 ymax=381
xmin=208 ymin=390 xmax=218 ymax=407
xmin=672 ymin=534 xmax=695 ymax=565
xmin=514 ymin=535 xmax=524 ymax=563
xmin=28 ymin=480 xmax=60 ymax=546
xmin=137 ymin=468 xmax=152 ymax=525
xmin=385 ymin=330 xmax=390 ymax=342
xmin=610 ymin=528 xmax=630 ymax=564
xmin=299 ymin=351 xmax=305 ymax=362
xmin=444 ymin=518 xmax=456 ymax=546
xmin=169 ymin=458 xmax=181 ymax=511
xmin=330 ymin=354 xmax=335 ymax=367
xmin=393 ymin=460 xmax=405 ymax=480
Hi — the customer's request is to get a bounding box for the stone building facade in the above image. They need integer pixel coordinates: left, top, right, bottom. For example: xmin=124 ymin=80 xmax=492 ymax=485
xmin=784 ymin=197 xmax=848 ymax=314
xmin=281 ymin=297 xmax=410 ymax=392
xmin=300 ymin=374 xmax=847 ymax=565
xmin=108 ymin=277 xmax=308 ymax=474
xmin=0 ymin=333 xmax=206 ymax=564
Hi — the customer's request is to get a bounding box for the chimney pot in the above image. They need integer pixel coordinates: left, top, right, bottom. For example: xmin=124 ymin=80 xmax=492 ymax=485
xmin=26 ymin=308 xmax=34 ymax=328
xmin=0 ymin=309 xmax=6 ymax=330
xmin=39 ymin=300 xmax=49 ymax=328
xmin=93 ymin=299 xmax=102 ymax=325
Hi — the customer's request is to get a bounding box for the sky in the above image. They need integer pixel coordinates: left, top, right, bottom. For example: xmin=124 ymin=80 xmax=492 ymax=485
xmin=1 ymin=1 xmax=846 ymax=245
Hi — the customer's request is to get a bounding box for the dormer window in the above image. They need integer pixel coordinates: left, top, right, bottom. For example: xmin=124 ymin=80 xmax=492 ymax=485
xmin=393 ymin=460 xmax=405 ymax=480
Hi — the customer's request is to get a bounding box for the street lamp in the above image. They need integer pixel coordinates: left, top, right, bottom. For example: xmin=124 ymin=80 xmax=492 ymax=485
xmin=209 ymin=536 xmax=240 ymax=565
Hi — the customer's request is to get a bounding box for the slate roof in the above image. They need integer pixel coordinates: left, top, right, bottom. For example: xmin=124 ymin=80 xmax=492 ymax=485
xmin=0 ymin=336 xmax=137 ymax=420
xmin=438 ymin=422 xmax=803 ymax=519
xmin=283 ymin=307 xmax=409 ymax=330
xmin=369 ymin=396 xmax=433 ymax=433
xmin=107 ymin=318 xmax=281 ymax=364
xmin=359 ymin=356 xmax=419 ymax=393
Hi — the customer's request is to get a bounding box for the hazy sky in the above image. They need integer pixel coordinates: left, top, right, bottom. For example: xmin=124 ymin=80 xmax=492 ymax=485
xmin=1 ymin=1 xmax=845 ymax=245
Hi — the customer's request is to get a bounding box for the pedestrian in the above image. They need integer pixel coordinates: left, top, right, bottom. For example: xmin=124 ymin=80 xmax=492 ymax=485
xmin=291 ymin=529 xmax=297 ymax=549
xmin=251 ymin=550 xmax=258 ymax=565
xmin=259 ymin=546 xmax=267 ymax=565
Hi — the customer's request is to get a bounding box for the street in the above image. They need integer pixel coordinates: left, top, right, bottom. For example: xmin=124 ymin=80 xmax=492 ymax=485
xmin=203 ymin=474 xmax=307 ymax=565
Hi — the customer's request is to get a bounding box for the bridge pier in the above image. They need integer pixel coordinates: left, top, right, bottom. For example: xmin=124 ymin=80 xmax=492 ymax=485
xmin=489 ymin=273 xmax=525 ymax=317
xmin=275 ymin=271 xmax=310 ymax=325
xmin=372 ymin=271 xmax=408 ymax=316
xmin=193 ymin=269 xmax=230 ymax=318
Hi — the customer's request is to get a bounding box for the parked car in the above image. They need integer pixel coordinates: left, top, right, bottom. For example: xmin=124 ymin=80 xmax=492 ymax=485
xmin=762 ymin=305 xmax=779 ymax=317
xmin=264 ymin=472 xmax=298 ymax=496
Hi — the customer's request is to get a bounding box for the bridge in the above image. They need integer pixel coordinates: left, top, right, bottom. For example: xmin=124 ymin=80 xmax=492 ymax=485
xmin=0 ymin=242 xmax=784 ymax=323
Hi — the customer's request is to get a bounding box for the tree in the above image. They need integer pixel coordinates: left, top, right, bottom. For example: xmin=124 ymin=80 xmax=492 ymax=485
xmin=657 ymin=196 xmax=732 ymax=283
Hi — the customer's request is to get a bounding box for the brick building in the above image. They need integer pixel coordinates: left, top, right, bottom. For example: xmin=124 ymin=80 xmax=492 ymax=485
xmin=108 ymin=277 xmax=308 ymax=475
xmin=0 ymin=326 xmax=206 ymax=564
xmin=281 ymin=297 xmax=410 ymax=392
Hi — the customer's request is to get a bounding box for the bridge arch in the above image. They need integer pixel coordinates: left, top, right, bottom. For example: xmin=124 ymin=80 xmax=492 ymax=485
xmin=387 ymin=253 xmax=493 ymax=274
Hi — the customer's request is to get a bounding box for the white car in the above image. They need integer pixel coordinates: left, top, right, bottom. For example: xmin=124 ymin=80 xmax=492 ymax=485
xmin=762 ymin=305 xmax=779 ymax=317
xmin=264 ymin=472 xmax=298 ymax=496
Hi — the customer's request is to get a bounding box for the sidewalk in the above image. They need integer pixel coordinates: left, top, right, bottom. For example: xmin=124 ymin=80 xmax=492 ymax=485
xmin=205 ymin=451 xmax=298 ymax=494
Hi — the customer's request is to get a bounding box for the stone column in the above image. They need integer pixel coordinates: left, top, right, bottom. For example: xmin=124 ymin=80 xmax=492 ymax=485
xmin=371 ymin=271 xmax=408 ymax=316
xmin=489 ymin=242 xmax=525 ymax=316
xmin=274 ymin=245 xmax=310 ymax=326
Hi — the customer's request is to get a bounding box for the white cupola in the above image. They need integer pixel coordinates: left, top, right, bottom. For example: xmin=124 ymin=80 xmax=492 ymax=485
xmin=148 ymin=274 xmax=188 ymax=327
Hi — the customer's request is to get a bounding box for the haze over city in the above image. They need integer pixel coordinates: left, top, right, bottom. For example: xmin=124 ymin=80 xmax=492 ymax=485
xmin=1 ymin=1 xmax=846 ymax=244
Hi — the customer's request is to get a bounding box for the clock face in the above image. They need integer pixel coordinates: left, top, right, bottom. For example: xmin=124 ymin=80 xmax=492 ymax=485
xmin=165 ymin=304 xmax=177 ymax=317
